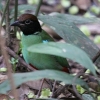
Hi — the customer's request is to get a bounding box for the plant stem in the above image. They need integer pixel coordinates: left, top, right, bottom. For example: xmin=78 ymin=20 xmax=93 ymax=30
xmin=1 ymin=0 xmax=10 ymax=24
xmin=92 ymin=50 xmax=100 ymax=63
xmin=14 ymin=0 xmax=18 ymax=35
xmin=6 ymin=2 xmax=10 ymax=46
xmin=35 ymin=0 xmax=43 ymax=16
xmin=7 ymin=47 xmax=35 ymax=71
xmin=0 ymin=0 xmax=18 ymax=99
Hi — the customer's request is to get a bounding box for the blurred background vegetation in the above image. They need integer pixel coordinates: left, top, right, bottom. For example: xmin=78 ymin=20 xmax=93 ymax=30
xmin=1 ymin=0 xmax=100 ymax=100
xmin=1 ymin=0 xmax=100 ymax=46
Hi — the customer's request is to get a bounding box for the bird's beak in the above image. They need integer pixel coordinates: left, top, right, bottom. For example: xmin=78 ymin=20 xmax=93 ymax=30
xmin=10 ymin=21 xmax=20 ymax=26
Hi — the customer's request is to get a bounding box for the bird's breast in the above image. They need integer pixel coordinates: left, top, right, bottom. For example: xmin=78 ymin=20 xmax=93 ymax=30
xmin=21 ymin=34 xmax=42 ymax=47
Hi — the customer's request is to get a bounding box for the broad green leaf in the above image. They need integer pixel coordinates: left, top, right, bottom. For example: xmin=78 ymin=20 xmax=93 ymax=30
xmin=82 ymin=94 xmax=94 ymax=100
xmin=48 ymin=12 xmax=100 ymax=24
xmin=0 ymin=70 xmax=88 ymax=93
xmin=38 ymin=13 xmax=99 ymax=60
xmin=11 ymin=4 xmax=36 ymax=14
xmin=28 ymin=42 xmax=96 ymax=75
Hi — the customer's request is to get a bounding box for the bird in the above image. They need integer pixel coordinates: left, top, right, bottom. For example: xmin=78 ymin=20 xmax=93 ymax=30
xmin=11 ymin=13 xmax=70 ymax=73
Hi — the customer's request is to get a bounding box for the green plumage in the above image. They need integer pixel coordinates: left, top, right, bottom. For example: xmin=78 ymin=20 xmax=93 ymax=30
xmin=21 ymin=30 xmax=69 ymax=71
xmin=10 ymin=14 xmax=69 ymax=72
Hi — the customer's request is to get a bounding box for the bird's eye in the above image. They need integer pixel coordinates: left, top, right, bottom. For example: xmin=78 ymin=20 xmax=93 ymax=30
xmin=25 ymin=19 xmax=32 ymax=24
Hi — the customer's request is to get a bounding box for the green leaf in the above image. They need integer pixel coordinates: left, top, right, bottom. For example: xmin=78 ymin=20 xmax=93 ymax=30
xmin=82 ymin=94 xmax=94 ymax=100
xmin=0 ymin=70 xmax=88 ymax=93
xmin=11 ymin=4 xmax=36 ymax=14
xmin=76 ymin=85 xmax=86 ymax=94
xmin=27 ymin=91 xmax=35 ymax=98
xmin=38 ymin=13 xmax=99 ymax=59
xmin=45 ymin=12 xmax=100 ymax=24
xmin=28 ymin=42 xmax=96 ymax=75
xmin=40 ymin=88 xmax=51 ymax=98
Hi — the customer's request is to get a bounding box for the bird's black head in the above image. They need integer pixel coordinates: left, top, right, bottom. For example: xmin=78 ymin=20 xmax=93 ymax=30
xmin=11 ymin=14 xmax=42 ymax=35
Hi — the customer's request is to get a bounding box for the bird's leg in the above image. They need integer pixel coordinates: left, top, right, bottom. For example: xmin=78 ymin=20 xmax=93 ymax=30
xmin=36 ymin=78 xmax=44 ymax=98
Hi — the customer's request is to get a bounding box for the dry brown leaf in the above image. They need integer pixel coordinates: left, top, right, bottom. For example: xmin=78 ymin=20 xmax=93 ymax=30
xmin=8 ymin=80 xmax=50 ymax=99
xmin=8 ymin=85 xmax=29 ymax=99
xmin=25 ymin=79 xmax=50 ymax=90
xmin=0 ymin=94 xmax=10 ymax=100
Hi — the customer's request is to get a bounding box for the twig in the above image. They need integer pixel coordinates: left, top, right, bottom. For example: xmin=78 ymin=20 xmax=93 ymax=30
xmin=72 ymin=83 xmax=83 ymax=99
xmin=1 ymin=0 xmax=10 ymax=24
xmin=36 ymin=79 xmax=44 ymax=98
xmin=68 ymin=87 xmax=81 ymax=100
xmin=53 ymin=85 xmax=66 ymax=98
xmin=72 ymin=85 xmax=84 ymax=100
xmin=35 ymin=0 xmax=43 ymax=16
xmin=71 ymin=69 xmax=85 ymax=100
xmin=92 ymin=50 xmax=100 ymax=63
xmin=6 ymin=2 xmax=10 ymax=46
xmin=0 ymin=0 xmax=18 ymax=99
xmin=1 ymin=39 xmax=19 ymax=100
xmin=51 ymin=80 xmax=57 ymax=98
xmin=14 ymin=0 xmax=18 ymax=35
xmin=0 ymin=0 xmax=18 ymax=100
xmin=72 ymin=69 xmax=96 ymax=100
xmin=6 ymin=47 xmax=35 ymax=71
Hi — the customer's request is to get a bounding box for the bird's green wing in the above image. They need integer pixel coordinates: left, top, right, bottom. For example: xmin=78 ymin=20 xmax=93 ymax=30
xmin=55 ymin=56 xmax=70 ymax=68
xmin=40 ymin=30 xmax=54 ymax=41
